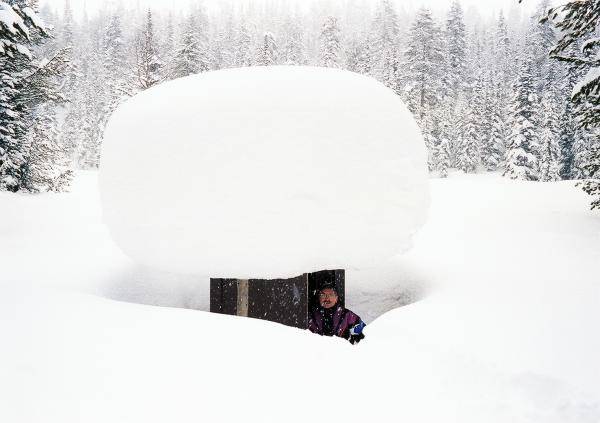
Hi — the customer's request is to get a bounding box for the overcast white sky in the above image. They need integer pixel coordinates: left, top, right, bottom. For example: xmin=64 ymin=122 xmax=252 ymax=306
xmin=40 ymin=0 xmax=539 ymax=20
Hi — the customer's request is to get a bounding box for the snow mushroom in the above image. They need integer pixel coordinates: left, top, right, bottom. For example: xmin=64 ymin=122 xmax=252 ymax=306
xmin=99 ymin=66 xmax=430 ymax=278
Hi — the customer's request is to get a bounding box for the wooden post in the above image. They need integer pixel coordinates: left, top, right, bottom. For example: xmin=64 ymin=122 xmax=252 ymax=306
xmin=237 ymin=279 xmax=249 ymax=317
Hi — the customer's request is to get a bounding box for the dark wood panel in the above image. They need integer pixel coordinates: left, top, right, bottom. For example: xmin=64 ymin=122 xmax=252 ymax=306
xmin=248 ymin=274 xmax=308 ymax=329
xmin=210 ymin=270 xmax=344 ymax=329
xmin=209 ymin=278 xmax=238 ymax=315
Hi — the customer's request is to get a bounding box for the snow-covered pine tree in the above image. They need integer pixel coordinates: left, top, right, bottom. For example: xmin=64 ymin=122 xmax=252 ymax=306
xmin=173 ymin=7 xmax=211 ymax=78
xmin=366 ymin=0 xmax=404 ymax=94
xmin=52 ymin=0 xmax=81 ymax=161
xmin=0 ymin=0 xmax=48 ymax=192
xmin=485 ymin=83 xmax=507 ymax=171
xmin=8 ymin=1 xmax=73 ymax=192
xmin=530 ymin=0 xmax=556 ymax=95
xmin=581 ymin=143 xmax=600 ymax=209
xmin=133 ymin=9 xmax=162 ymax=90
xmin=557 ymin=101 xmax=578 ymax=179
xmin=68 ymin=13 xmax=104 ymax=170
xmin=436 ymin=135 xmax=452 ymax=178
xmin=91 ymin=10 xmax=131 ymax=168
xmin=420 ymin=113 xmax=436 ymax=171
xmin=234 ymin=19 xmax=254 ymax=67
xmin=211 ymin=9 xmax=236 ymax=70
xmin=473 ymin=72 xmax=496 ymax=171
xmin=538 ymin=0 xmax=600 ymax=207
xmin=370 ymin=0 xmax=401 ymax=91
xmin=445 ymin=0 xmax=467 ymax=101
xmin=552 ymin=42 xmax=583 ymax=179
xmin=454 ymin=95 xmax=480 ymax=173
xmin=256 ymin=31 xmax=277 ymax=66
xmin=538 ymin=89 xmax=562 ymax=181
xmin=281 ymin=16 xmax=305 ymax=65
xmin=494 ymin=11 xmax=513 ymax=115
xmin=482 ymin=11 xmax=513 ymax=171
xmin=23 ymin=101 xmax=72 ymax=192
xmin=560 ymin=43 xmax=590 ymax=181
xmin=162 ymin=12 xmax=175 ymax=55
xmin=380 ymin=41 xmax=402 ymax=95
xmin=59 ymin=0 xmax=76 ymax=92
xmin=503 ymin=53 xmax=540 ymax=181
xmin=158 ymin=12 xmax=177 ymax=81
xmin=319 ymin=16 xmax=341 ymax=68
xmin=403 ymin=7 xmax=445 ymax=124
xmin=431 ymin=115 xmax=452 ymax=177
xmin=76 ymin=62 xmax=102 ymax=169
xmin=344 ymin=33 xmax=371 ymax=75
xmin=572 ymin=130 xmax=596 ymax=179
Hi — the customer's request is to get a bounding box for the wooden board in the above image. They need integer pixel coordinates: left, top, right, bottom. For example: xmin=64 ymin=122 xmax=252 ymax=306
xmin=248 ymin=274 xmax=308 ymax=329
xmin=210 ymin=270 xmax=344 ymax=329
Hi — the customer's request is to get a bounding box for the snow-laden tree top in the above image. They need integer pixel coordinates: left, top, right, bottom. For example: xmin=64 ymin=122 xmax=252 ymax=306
xmin=99 ymin=66 xmax=429 ymax=278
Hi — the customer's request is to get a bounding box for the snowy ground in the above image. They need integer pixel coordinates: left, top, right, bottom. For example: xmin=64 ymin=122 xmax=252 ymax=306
xmin=1 ymin=171 xmax=599 ymax=423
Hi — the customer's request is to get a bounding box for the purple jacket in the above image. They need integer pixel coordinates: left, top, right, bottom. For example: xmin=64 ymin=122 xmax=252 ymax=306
xmin=308 ymin=305 xmax=363 ymax=338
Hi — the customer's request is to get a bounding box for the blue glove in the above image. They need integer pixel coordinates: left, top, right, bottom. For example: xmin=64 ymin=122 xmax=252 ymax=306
xmin=349 ymin=321 xmax=366 ymax=336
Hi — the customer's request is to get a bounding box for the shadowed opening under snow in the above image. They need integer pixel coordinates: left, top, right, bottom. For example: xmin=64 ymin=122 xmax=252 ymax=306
xmin=99 ymin=257 xmax=428 ymax=324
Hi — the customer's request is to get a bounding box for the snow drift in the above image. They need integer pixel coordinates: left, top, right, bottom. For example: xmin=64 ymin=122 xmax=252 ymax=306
xmin=99 ymin=66 xmax=429 ymax=278
xmin=2 ymin=172 xmax=599 ymax=423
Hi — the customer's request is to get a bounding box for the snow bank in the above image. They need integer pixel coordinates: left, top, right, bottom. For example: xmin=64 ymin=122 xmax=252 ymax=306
xmin=2 ymin=172 xmax=600 ymax=422
xmin=99 ymin=66 xmax=429 ymax=278
xmin=1 ymin=286 xmax=597 ymax=423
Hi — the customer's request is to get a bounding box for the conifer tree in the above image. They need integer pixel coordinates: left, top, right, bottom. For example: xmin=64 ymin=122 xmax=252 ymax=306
xmin=55 ymin=0 xmax=81 ymax=161
xmin=471 ymin=71 xmax=490 ymax=168
xmin=256 ymin=31 xmax=277 ymax=66
xmin=234 ymin=19 xmax=254 ymax=67
xmin=319 ymin=16 xmax=341 ymax=68
xmin=485 ymin=84 xmax=507 ymax=171
xmin=60 ymin=0 xmax=75 ymax=92
xmin=531 ymin=0 xmax=556 ymax=95
xmin=455 ymin=97 xmax=480 ymax=173
xmin=537 ymin=0 xmax=600 ymax=207
xmin=22 ymin=102 xmax=72 ymax=192
xmin=504 ymin=54 xmax=540 ymax=181
xmin=133 ymin=9 xmax=162 ymax=90
xmin=494 ymin=11 xmax=513 ymax=109
xmin=211 ymin=10 xmax=235 ymax=70
xmin=345 ymin=34 xmax=371 ymax=75
xmin=432 ymin=118 xmax=452 ymax=177
xmin=159 ymin=12 xmax=177 ymax=80
xmin=403 ymin=8 xmax=445 ymax=123
xmin=174 ymin=8 xmax=211 ymax=78
xmin=380 ymin=43 xmax=402 ymax=95
xmin=0 ymin=0 xmax=49 ymax=192
xmin=582 ymin=143 xmax=600 ymax=209
xmin=553 ymin=41 xmax=586 ymax=180
xmin=538 ymin=89 xmax=562 ymax=181
xmin=93 ymin=10 xmax=130 ymax=168
xmin=281 ymin=17 xmax=305 ymax=65
xmin=572 ymin=131 xmax=595 ymax=179
xmin=445 ymin=0 xmax=466 ymax=101
xmin=370 ymin=0 xmax=400 ymax=80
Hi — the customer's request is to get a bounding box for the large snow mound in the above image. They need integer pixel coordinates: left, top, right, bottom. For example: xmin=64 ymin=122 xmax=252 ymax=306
xmin=99 ymin=66 xmax=429 ymax=278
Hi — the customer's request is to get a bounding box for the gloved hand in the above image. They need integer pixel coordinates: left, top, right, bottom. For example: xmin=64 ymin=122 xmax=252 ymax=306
xmin=348 ymin=321 xmax=366 ymax=344
xmin=349 ymin=321 xmax=366 ymax=336
xmin=349 ymin=333 xmax=365 ymax=344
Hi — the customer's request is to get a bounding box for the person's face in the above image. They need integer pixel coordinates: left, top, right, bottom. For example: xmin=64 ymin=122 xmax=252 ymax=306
xmin=319 ymin=288 xmax=338 ymax=309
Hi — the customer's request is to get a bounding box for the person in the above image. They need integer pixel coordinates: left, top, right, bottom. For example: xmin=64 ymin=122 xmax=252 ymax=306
xmin=308 ymin=284 xmax=366 ymax=344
